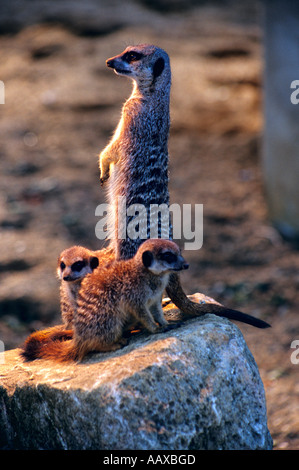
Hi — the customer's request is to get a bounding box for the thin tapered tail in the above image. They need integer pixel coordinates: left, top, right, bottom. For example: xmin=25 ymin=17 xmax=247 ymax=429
xmin=166 ymin=273 xmax=271 ymax=329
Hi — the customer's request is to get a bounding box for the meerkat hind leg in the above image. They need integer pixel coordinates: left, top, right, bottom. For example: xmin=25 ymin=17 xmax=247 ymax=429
xmin=131 ymin=305 xmax=160 ymax=333
xmin=150 ymin=302 xmax=169 ymax=328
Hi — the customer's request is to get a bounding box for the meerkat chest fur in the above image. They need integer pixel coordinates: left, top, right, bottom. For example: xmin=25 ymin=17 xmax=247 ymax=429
xmin=113 ymin=94 xmax=169 ymax=200
xmin=76 ymin=239 xmax=187 ymax=344
xmin=64 ymin=281 xmax=80 ymax=306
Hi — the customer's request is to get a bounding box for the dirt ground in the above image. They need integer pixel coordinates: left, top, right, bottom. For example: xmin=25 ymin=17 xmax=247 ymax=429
xmin=0 ymin=0 xmax=298 ymax=450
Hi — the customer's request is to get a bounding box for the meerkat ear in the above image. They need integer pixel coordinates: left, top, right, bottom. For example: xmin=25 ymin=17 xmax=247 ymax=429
xmin=90 ymin=257 xmax=99 ymax=270
xmin=142 ymin=250 xmax=154 ymax=268
xmin=153 ymin=57 xmax=165 ymax=79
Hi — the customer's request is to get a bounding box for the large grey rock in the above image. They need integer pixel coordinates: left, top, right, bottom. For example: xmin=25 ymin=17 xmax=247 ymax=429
xmin=0 ymin=313 xmax=272 ymax=450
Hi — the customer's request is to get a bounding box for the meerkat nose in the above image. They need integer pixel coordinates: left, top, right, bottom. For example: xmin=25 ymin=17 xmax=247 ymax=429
xmin=106 ymin=59 xmax=114 ymax=68
xmin=183 ymin=263 xmax=189 ymax=270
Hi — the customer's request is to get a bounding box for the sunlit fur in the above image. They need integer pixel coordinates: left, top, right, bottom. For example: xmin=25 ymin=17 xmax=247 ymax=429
xmin=21 ymin=240 xmax=188 ymax=362
xmin=57 ymin=246 xmax=113 ymax=328
xmin=98 ymin=44 xmax=270 ymax=330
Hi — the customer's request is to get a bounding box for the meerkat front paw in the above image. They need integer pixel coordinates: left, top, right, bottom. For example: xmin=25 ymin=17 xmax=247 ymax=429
xmin=100 ymin=170 xmax=110 ymax=186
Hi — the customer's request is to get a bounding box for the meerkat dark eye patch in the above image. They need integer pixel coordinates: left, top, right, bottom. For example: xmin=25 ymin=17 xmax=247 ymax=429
xmin=160 ymin=251 xmax=177 ymax=264
xmin=153 ymin=57 xmax=165 ymax=79
xmin=71 ymin=260 xmax=86 ymax=272
xmin=90 ymin=257 xmax=99 ymax=270
xmin=142 ymin=250 xmax=154 ymax=268
xmin=123 ymin=51 xmax=144 ymax=63
xmin=60 ymin=262 xmax=66 ymax=271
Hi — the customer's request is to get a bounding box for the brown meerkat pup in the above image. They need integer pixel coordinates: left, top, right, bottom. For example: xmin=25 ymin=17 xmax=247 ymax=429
xmin=99 ymin=43 xmax=270 ymax=329
xmin=21 ymin=239 xmax=189 ymax=362
xmin=58 ymin=245 xmax=100 ymax=328
xmin=57 ymin=245 xmax=113 ymax=328
xmin=20 ymin=246 xmax=114 ymax=358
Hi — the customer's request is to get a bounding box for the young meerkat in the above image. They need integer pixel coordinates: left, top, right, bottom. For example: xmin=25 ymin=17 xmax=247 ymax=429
xmin=57 ymin=245 xmax=113 ymax=328
xmin=19 ymin=245 xmax=114 ymax=359
xmin=99 ymin=44 xmax=270 ymax=329
xmin=21 ymin=239 xmax=189 ymax=362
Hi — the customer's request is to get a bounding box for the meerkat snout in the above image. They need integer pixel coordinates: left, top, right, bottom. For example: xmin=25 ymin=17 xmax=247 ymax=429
xmin=106 ymin=54 xmax=132 ymax=76
xmin=181 ymin=260 xmax=189 ymax=270
xmin=106 ymin=58 xmax=115 ymax=69
xmin=170 ymin=255 xmax=189 ymax=271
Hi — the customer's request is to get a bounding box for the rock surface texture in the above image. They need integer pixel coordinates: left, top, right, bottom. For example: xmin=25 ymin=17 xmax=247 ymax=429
xmin=0 ymin=313 xmax=272 ymax=450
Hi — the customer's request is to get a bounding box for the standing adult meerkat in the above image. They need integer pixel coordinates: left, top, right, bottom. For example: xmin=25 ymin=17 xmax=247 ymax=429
xmin=99 ymin=44 xmax=270 ymax=329
xmin=99 ymin=44 xmax=171 ymax=260
xmin=21 ymin=239 xmax=189 ymax=362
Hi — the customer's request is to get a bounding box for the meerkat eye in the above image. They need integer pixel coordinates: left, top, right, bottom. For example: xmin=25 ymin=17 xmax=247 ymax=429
xmin=71 ymin=260 xmax=86 ymax=272
xmin=160 ymin=252 xmax=177 ymax=264
xmin=123 ymin=51 xmax=143 ymax=63
xmin=60 ymin=262 xmax=66 ymax=271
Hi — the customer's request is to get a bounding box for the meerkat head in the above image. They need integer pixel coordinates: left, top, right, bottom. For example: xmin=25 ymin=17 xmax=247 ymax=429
xmin=137 ymin=239 xmax=189 ymax=276
xmin=57 ymin=246 xmax=99 ymax=283
xmin=106 ymin=44 xmax=170 ymax=92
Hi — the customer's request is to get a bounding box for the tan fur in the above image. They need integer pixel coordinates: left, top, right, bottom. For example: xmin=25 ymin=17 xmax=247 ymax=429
xmin=20 ymin=46 xmax=269 ymax=366
xmin=99 ymin=45 xmax=168 ymax=186
xmin=57 ymin=246 xmax=113 ymax=328
xmin=99 ymin=44 xmax=270 ymax=329
xmin=21 ymin=246 xmax=114 ymax=353
xmin=21 ymin=239 xmax=188 ymax=362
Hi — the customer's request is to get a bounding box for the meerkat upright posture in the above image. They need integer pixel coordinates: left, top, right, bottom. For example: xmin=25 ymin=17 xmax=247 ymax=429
xmin=99 ymin=44 xmax=270 ymax=329
xmin=99 ymin=44 xmax=171 ymax=260
xmin=21 ymin=239 xmax=189 ymax=362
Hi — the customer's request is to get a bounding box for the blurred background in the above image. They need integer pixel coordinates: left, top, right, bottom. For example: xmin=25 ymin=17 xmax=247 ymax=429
xmin=0 ymin=0 xmax=298 ymax=450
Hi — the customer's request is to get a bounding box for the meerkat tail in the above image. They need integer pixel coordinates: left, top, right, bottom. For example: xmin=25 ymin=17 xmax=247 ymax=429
xmin=21 ymin=337 xmax=79 ymax=362
xmin=166 ymin=273 xmax=271 ymax=329
xmin=21 ymin=328 xmax=125 ymax=362
xmin=36 ymin=339 xmax=78 ymax=362
xmin=20 ymin=326 xmax=74 ymax=361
